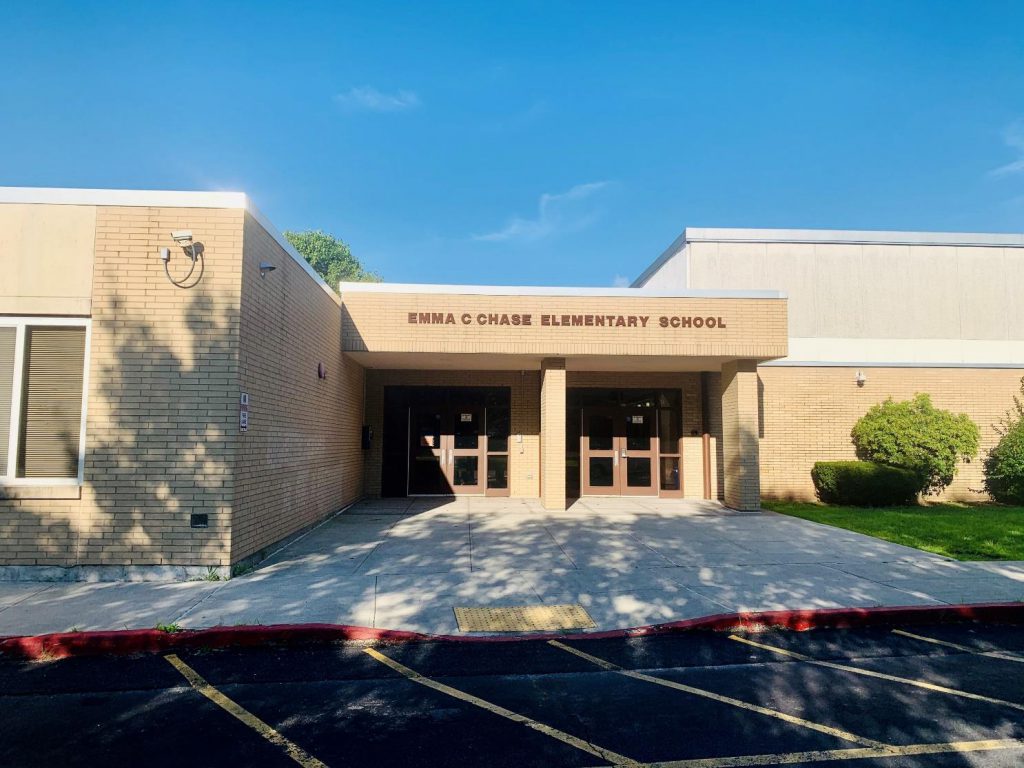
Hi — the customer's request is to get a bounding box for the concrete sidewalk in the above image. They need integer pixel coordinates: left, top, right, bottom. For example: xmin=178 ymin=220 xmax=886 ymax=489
xmin=2 ymin=498 xmax=1023 ymax=636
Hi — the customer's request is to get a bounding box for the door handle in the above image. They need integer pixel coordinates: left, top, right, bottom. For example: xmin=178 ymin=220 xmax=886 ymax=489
xmin=621 ymin=448 xmax=627 ymax=458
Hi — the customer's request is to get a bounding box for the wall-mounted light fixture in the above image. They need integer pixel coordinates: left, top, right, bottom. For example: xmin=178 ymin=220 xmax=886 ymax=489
xmin=259 ymin=261 xmax=277 ymax=278
xmin=855 ymin=370 xmax=867 ymax=387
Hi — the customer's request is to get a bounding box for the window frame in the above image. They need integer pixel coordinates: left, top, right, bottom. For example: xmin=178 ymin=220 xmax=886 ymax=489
xmin=1 ymin=317 xmax=91 ymax=486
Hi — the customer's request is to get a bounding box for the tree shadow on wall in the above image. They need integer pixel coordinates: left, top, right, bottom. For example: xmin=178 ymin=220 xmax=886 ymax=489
xmin=79 ymin=291 xmax=237 ymax=573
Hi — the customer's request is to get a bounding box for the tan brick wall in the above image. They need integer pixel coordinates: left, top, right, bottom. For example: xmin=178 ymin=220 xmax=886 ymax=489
xmin=721 ymin=360 xmax=761 ymax=510
xmin=362 ymin=369 xmax=541 ymax=498
xmin=342 ymin=292 xmax=788 ymax=360
xmin=706 ymin=372 xmax=726 ymax=498
xmin=1 ymin=206 xmax=244 ymax=566
xmin=541 ymin=358 xmax=567 ymax=510
xmin=758 ymin=366 xmax=1024 ymax=502
xmin=230 ymin=214 xmax=365 ymax=563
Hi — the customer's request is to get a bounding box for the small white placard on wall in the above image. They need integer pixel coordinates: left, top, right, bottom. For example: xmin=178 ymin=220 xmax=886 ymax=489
xmin=461 ymin=413 xmax=472 ymax=422
xmin=240 ymin=410 xmax=249 ymax=431
xmin=631 ymin=415 xmax=644 ymax=424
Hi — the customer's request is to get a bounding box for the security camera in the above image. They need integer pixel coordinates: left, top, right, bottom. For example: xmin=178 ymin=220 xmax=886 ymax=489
xmin=171 ymin=230 xmax=194 ymax=244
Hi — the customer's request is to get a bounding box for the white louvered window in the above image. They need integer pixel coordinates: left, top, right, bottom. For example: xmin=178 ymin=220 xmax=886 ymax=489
xmin=1 ymin=319 xmax=90 ymax=483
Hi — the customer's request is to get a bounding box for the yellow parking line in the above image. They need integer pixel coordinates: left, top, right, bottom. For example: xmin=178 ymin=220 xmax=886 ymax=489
xmin=601 ymin=737 xmax=1024 ymax=768
xmin=728 ymin=634 xmax=1024 ymax=712
xmin=547 ymin=640 xmax=892 ymax=751
xmin=164 ymin=654 xmax=327 ymax=768
xmin=892 ymin=628 xmax=1024 ymax=663
xmin=363 ymin=646 xmax=640 ymax=766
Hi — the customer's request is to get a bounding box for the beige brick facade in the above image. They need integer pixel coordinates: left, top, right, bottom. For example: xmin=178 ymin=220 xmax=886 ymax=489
xmin=342 ymin=290 xmax=788 ymax=360
xmin=721 ymin=360 xmax=761 ymax=510
xmin=540 ymin=358 xmax=567 ymax=510
xmin=758 ymin=365 xmax=1024 ymax=502
xmin=231 ymin=213 xmax=365 ymax=563
xmin=0 ymin=205 xmax=244 ymax=567
xmin=15 ymin=195 xmax=1017 ymax=573
xmin=0 ymin=200 xmax=365 ymax=571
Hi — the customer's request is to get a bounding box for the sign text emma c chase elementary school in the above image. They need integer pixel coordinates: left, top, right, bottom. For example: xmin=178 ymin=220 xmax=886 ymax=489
xmin=407 ymin=311 xmax=727 ymax=329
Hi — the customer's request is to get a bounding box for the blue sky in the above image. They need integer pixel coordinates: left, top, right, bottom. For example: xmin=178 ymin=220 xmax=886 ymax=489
xmin=2 ymin=1 xmax=1023 ymax=286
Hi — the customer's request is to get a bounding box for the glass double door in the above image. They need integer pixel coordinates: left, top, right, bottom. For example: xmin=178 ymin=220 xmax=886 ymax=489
xmin=581 ymin=406 xmax=658 ymax=496
xmin=408 ymin=405 xmax=485 ymax=495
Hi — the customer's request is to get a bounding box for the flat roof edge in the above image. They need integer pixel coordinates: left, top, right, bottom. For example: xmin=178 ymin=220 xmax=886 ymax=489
xmin=244 ymin=203 xmax=341 ymax=305
xmin=0 ymin=186 xmax=250 ymax=209
xmin=0 ymin=186 xmax=342 ymax=305
xmin=338 ymin=282 xmax=785 ymax=300
xmin=683 ymin=227 xmax=1024 ymax=247
xmin=631 ymin=232 xmax=687 ymax=288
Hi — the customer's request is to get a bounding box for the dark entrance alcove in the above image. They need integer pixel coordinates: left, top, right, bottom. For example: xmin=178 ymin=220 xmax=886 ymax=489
xmin=380 ymin=386 xmax=511 ymax=498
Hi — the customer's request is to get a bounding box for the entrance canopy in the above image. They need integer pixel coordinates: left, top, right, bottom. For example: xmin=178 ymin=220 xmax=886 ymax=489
xmin=340 ymin=283 xmax=788 ymax=370
xmin=342 ymin=283 xmax=788 ymax=512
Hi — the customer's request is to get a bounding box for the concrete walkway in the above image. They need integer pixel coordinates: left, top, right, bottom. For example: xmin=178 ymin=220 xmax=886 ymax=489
xmin=2 ymin=498 xmax=1023 ymax=636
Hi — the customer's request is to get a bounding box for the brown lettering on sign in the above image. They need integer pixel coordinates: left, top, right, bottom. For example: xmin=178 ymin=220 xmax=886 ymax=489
xmin=408 ymin=311 xmax=727 ymax=330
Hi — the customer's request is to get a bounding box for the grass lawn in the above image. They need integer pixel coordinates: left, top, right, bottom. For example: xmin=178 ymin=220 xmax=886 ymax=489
xmin=762 ymin=501 xmax=1024 ymax=561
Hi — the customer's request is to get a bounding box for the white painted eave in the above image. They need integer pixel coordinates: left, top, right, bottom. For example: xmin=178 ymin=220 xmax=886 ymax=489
xmin=0 ymin=186 xmax=250 ymax=209
xmin=684 ymin=226 xmax=1024 ymax=248
xmin=0 ymin=185 xmax=340 ymax=305
xmin=634 ymin=225 xmax=1024 ymax=288
xmin=338 ymin=281 xmax=785 ymax=300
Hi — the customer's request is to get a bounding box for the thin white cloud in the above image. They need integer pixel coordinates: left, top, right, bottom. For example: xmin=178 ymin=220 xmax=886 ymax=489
xmin=473 ymin=181 xmax=612 ymax=242
xmin=334 ymin=86 xmax=420 ymax=112
xmin=990 ymin=120 xmax=1024 ymax=176
xmin=612 ymin=274 xmax=630 ymax=288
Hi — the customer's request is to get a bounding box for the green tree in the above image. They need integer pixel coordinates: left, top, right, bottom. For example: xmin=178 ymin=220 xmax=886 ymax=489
xmin=283 ymin=229 xmax=381 ymax=287
xmin=984 ymin=376 xmax=1024 ymax=504
xmin=851 ymin=393 xmax=980 ymax=495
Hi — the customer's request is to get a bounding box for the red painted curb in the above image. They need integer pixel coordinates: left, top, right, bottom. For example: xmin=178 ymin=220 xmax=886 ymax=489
xmin=1 ymin=602 xmax=1022 ymax=660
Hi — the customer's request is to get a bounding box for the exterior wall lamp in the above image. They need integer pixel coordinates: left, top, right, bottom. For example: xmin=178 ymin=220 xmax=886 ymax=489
xmin=855 ymin=370 xmax=867 ymax=387
xmin=259 ymin=261 xmax=277 ymax=278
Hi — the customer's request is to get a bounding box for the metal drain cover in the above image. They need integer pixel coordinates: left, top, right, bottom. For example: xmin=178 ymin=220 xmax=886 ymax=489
xmin=454 ymin=604 xmax=597 ymax=632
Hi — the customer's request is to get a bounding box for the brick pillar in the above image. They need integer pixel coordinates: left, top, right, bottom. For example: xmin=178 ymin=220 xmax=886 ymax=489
xmin=721 ymin=360 xmax=760 ymax=511
xmin=540 ymin=358 xmax=567 ymax=510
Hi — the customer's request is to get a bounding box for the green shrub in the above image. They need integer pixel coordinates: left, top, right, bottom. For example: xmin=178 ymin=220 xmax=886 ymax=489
xmin=851 ymin=393 xmax=979 ymax=495
xmin=984 ymin=376 xmax=1024 ymax=504
xmin=811 ymin=461 xmax=920 ymax=506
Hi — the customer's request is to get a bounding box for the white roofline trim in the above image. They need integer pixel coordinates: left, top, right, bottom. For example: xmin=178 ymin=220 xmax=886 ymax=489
xmin=0 ymin=185 xmax=249 ymax=209
xmin=0 ymin=186 xmax=341 ymax=305
xmin=338 ymin=281 xmax=785 ymax=299
xmin=763 ymin=360 xmax=1024 ymax=370
xmin=631 ymin=233 xmax=687 ymax=288
xmin=683 ymin=227 xmax=1024 ymax=248
xmin=244 ymin=202 xmax=340 ymax=305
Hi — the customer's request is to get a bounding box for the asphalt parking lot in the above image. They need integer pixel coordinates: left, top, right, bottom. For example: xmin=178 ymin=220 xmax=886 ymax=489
xmin=2 ymin=623 xmax=1024 ymax=767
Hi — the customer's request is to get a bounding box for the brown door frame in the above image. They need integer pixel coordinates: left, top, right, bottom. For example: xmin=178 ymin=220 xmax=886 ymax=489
xmin=618 ymin=407 xmax=659 ymax=497
xmin=407 ymin=403 xmax=487 ymax=496
xmin=580 ymin=405 xmax=660 ymax=497
xmin=446 ymin=403 xmax=486 ymax=495
xmin=407 ymin=406 xmax=447 ymax=495
xmin=581 ymin=406 xmax=621 ymax=495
